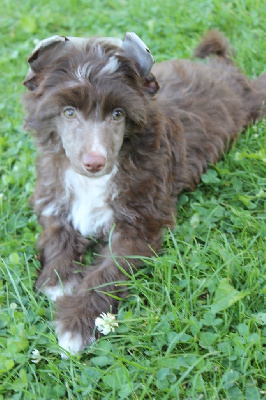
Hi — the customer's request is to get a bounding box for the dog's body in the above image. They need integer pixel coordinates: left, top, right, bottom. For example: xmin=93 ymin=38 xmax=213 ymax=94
xmin=22 ymin=30 xmax=266 ymax=355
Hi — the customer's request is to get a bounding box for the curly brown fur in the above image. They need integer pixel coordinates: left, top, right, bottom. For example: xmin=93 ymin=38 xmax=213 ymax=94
xmin=193 ymin=29 xmax=235 ymax=59
xmin=22 ymin=30 xmax=266 ymax=355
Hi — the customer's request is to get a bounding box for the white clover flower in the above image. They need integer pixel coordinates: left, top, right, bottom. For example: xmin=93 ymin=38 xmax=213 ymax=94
xmin=10 ymin=303 xmax=17 ymax=310
xmin=95 ymin=312 xmax=119 ymax=335
xmin=31 ymin=349 xmax=41 ymax=364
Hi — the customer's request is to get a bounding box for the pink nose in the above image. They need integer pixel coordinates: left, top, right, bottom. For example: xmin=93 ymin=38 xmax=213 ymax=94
xmin=82 ymin=152 xmax=106 ymax=172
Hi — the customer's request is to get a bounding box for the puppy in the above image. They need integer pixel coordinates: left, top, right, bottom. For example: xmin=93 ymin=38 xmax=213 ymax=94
xmin=22 ymin=30 xmax=266 ymax=355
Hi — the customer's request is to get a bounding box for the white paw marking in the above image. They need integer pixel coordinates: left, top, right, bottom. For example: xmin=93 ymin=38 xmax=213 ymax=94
xmin=58 ymin=331 xmax=83 ymax=359
xmin=55 ymin=321 xmax=95 ymax=358
xmin=43 ymin=282 xmax=74 ymax=301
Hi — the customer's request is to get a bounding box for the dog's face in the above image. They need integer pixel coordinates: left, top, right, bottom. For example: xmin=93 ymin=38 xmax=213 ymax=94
xmin=23 ymin=34 xmax=159 ymax=178
xmin=57 ymin=100 xmax=126 ymax=178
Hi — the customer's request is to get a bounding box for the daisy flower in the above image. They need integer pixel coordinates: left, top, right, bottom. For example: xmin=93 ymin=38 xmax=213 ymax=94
xmin=95 ymin=312 xmax=119 ymax=335
xmin=31 ymin=349 xmax=41 ymax=364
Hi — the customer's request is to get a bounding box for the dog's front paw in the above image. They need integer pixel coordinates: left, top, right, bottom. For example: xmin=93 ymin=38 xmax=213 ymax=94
xmin=55 ymin=320 xmax=95 ymax=358
xmin=35 ymin=265 xmax=84 ymax=302
xmin=54 ymin=292 xmax=114 ymax=357
xmin=42 ymin=282 xmax=75 ymax=301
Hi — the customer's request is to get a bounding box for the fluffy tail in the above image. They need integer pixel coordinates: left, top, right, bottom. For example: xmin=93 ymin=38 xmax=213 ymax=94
xmin=194 ymin=30 xmax=266 ymax=122
xmin=193 ymin=30 xmax=235 ymax=60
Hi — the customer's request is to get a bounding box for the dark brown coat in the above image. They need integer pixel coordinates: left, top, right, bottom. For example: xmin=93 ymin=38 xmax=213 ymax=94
xmin=22 ymin=30 xmax=266 ymax=355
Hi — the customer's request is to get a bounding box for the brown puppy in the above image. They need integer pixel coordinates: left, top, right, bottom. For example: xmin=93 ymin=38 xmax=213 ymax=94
xmin=22 ymin=30 xmax=266 ymax=355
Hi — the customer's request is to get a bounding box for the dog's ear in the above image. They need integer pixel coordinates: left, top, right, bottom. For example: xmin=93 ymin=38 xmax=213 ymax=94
xmin=122 ymin=32 xmax=154 ymax=77
xmin=23 ymin=35 xmax=67 ymax=91
xmin=23 ymin=35 xmax=91 ymax=91
xmin=122 ymin=33 xmax=158 ymax=95
xmin=121 ymin=32 xmax=159 ymax=96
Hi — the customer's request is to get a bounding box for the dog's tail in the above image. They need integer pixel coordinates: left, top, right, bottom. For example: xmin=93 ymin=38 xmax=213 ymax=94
xmin=193 ymin=30 xmax=235 ymax=60
xmin=194 ymin=30 xmax=266 ymax=123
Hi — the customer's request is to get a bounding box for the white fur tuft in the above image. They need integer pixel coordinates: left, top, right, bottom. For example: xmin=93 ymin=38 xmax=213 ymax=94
xmin=65 ymin=167 xmax=117 ymax=237
xmin=41 ymin=202 xmax=62 ymax=217
xmin=99 ymin=56 xmax=119 ymax=76
xmin=75 ymin=62 xmax=92 ymax=82
xmin=55 ymin=321 xmax=95 ymax=358
xmin=43 ymin=282 xmax=74 ymax=301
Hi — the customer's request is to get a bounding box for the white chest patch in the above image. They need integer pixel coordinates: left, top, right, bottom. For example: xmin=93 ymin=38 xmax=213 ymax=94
xmin=65 ymin=167 xmax=117 ymax=237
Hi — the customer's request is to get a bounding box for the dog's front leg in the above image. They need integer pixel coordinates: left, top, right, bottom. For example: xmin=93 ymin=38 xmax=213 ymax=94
xmin=54 ymin=225 xmax=162 ymax=356
xmin=35 ymin=216 xmax=90 ymax=301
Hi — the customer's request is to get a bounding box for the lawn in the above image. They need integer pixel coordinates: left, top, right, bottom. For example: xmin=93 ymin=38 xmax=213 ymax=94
xmin=0 ymin=0 xmax=265 ymax=399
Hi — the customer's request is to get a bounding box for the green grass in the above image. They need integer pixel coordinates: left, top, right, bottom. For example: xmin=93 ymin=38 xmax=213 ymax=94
xmin=0 ymin=0 xmax=265 ymax=398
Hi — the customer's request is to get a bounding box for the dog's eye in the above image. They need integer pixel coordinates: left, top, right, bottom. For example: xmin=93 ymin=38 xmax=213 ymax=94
xmin=112 ymin=108 xmax=125 ymax=121
xmin=63 ymin=107 xmax=76 ymax=119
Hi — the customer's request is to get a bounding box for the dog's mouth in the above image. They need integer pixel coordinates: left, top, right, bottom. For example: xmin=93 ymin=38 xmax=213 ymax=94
xmin=76 ymin=162 xmax=113 ymax=179
xmin=82 ymin=167 xmax=108 ymax=178
xmin=72 ymin=162 xmax=118 ymax=184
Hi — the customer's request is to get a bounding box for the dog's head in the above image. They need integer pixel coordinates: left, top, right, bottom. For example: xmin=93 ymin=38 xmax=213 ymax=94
xmin=23 ymin=33 xmax=159 ymax=178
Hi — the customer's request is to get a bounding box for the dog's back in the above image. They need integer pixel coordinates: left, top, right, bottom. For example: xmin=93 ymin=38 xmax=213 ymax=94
xmin=152 ymin=30 xmax=266 ymax=191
